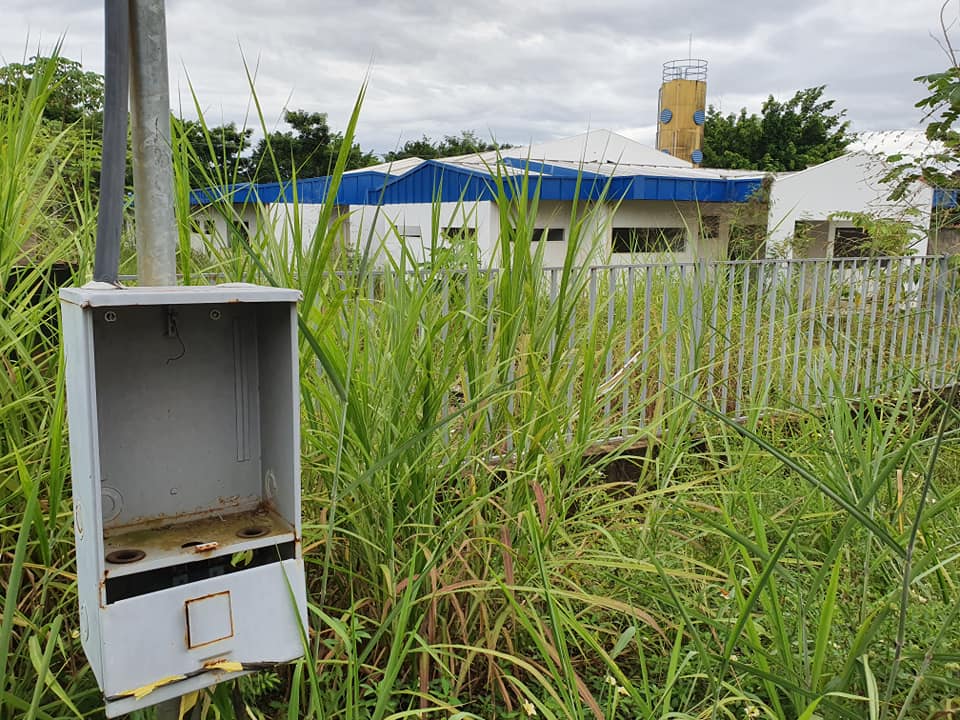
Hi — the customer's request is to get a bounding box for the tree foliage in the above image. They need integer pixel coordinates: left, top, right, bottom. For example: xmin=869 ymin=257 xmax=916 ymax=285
xmin=0 ymin=55 xmax=104 ymax=209
xmin=177 ymin=119 xmax=254 ymax=184
xmin=0 ymin=55 xmax=103 ymax=127
xmin=884 ymin=9 xmax=960 ymax=197
xmin=247 ymin=109 xmax=377 ymax=182
xmin=383 ymin=130 xmax=506 ymax=162
xmin=880 ymin=4 xmax=960 ymax=233
xmin=702 ymin=86 xmax=851 ymax=171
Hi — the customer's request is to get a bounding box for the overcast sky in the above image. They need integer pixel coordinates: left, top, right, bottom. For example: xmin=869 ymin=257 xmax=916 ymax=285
xmin=0 ymin=0 xmax=954 ymax=156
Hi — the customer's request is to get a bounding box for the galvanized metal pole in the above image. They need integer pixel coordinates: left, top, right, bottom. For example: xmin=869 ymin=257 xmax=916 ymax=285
xmin=128 ymin=7 xmax=181 ymax=720
xmin=129 ymin=0 xmax=177 ymax=286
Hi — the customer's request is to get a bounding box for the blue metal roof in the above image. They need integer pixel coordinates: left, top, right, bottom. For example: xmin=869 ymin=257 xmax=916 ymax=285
xmin=500 ymin=156 xmax=600 ymax=179
xmin=934 ymin=188 xmax=959 ymax=208
xmin=604 ymin=174 xmax=759 ymax=203
xmin=374 ymin=161 xmax=503 ymax=204
xmin=190 ymin=161 xmax=764 ymax=208
xmin=374 ymin=160 xmax=761 ymax=204
xmin=190 ymin=170 xmax=392 ymax=206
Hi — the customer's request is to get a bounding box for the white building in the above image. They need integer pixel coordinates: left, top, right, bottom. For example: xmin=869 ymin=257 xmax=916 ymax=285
xmin=190 ymin=129 xmax=939 ymax=268
xmin=765 ymin=137 xmax=935 ymax=259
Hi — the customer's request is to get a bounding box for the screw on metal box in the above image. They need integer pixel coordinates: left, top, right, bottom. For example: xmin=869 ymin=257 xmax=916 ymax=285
xmin=209 ymin=309 xmax=221 ymax=320
xmin=104 ymin=310 xmax=118 ymax=323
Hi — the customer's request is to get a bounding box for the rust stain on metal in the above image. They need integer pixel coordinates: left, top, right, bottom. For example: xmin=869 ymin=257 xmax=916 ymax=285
xmin=192 ymin=541 xmax=219 ymax=553
xmin=184 ymin=591 xmax=235 ymax=649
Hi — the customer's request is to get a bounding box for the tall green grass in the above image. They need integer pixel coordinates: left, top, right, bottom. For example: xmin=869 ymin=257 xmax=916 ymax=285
xmin=0 ymin=48 xmax=99 ymax=720
xmin=3 ymin=57 xmax=960 ymax=720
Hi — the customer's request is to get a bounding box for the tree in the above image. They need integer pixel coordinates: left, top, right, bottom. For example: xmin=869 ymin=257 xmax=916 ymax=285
xmin=882 ymin=3 xmax=960 ymax=236
xmin=382 ymin=130 xmax=508 ymax=162
xmin=247 ymin=109 xmax=377 ymax=182
xmin=0 ymin=55 xmax=103 ymax=127
xmin=177 ymin=119 xmax=254 ymax=184
xmin=0 ymin=55 xmax=104 ymax=212
xmin=702 ymin=86 xmax=851 ymax=171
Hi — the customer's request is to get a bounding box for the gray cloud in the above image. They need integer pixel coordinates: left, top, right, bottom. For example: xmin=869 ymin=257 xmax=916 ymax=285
xmin=0 ymin=0 xmax=953 ymax=156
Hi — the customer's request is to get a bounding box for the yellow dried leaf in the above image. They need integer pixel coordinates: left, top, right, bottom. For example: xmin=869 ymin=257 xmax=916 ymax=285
xmin=117 ymin=674 xmax=186 ymax=699
xmin=204 ymin=659 xmax=244 ymax=673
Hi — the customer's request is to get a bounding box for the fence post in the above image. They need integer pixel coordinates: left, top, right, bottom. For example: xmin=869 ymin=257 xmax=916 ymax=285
xmin=930 ymin=255 xmax=949 ymax=386
xmin=691 ymin=258 xmax=706 ymax=401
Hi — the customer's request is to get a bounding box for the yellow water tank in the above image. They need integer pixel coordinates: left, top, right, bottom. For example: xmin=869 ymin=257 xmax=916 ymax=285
xmin=656 ymin=59 xmax=708 ymax=165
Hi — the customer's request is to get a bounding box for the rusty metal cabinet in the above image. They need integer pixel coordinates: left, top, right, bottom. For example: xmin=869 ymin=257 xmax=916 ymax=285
xmin=60 ymin=283 xmax=307 ymax=717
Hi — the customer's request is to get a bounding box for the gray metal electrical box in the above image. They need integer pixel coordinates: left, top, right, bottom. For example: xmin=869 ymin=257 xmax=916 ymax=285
xmin=59 ymin=283 xmax=307 ymax=717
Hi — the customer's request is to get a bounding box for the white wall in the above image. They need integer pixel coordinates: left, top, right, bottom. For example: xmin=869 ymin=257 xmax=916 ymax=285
xmin=190 ymin=203 xmax=348 ymax=260
xmin=189 ymin=204 xmax=261 ymax=254
xmin=348 ymin=201 xmax=498 ymax=268
xmin=607 ymin=201 xmax=717 ymax=263
xmin=766 ymin=153 xmax=933 ymax=258
xmin=526 ymin=200 xmax=597 ymax=267
xmin=466 ymin=198 xmax=742 ymax=268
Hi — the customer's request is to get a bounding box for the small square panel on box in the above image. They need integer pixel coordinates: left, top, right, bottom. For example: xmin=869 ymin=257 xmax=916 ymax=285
xmin=185 ymin=591 xmax=234 ymax=649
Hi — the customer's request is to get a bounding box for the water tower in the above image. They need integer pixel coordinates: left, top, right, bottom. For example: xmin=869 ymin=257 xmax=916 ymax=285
xmin=656 ymin=59 xmax=708 ymax=165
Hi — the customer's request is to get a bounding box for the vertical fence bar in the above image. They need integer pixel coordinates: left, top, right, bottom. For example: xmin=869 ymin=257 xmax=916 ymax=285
xmin=898 ymin=260 xmax=913 ymax=381
xmin=790 ymin=261 xmax=806 ymax=405
xmin=762 ymin=260 xmax=779 ymax=407
xmin=691 ymin=259 xmax=706 ymax=399
xmin=888 ymin=258 xmax=906 ymax=390
xmin=707 ymin=262 xmax=721 ymax=406
xmin=928 ymin=256 xmax=948 ymax=386
xmin=948 ymin=265 xmax=960 ymax=386
xmin=862 ymin=258 xmax=883 ymax=396
xmin=816 ymin=258 xmax=834 ymax=399
xmin=947 ymin=266 xmax=960 ymax=386
xmin=840 ymin=260 xmax=857 ymax=395
xmin=641 ymin=265 xmax=652 ymax=421
xmin=826 ymin=259 xmax=843 ymax=396
xmin=938 ymin=258 xmax=957 ymax=386
xmin=918 ymin=259 xmax=937 ymax=381
xmin=735 ymin=262 xmax=751 ymax=417
xmin=748 ymin=262 xmax=765 ymax=410
xmin=778 ymin=260 xmax=791 ymax=398
xmin=802 ymin=261 xmax=820 ymax=407
xmin=852 ymin=261 xmax=870 ymax=395
xmin=908 ymin=260 xmax=929 ymax=381
xmin=622 ymin=266 xmax=635 ymax=433
xmin=674 ymin=265 xmax=686 ymax=390
xmin=875 ymin=259 xmax=897 ymax=390
xmin=721 ymin=263 xmax=735 ymax=413
xmin=604 ymin=267 xmax=617 ymax=424
xmin=660 ymin=266 xmax=671 ymax=414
